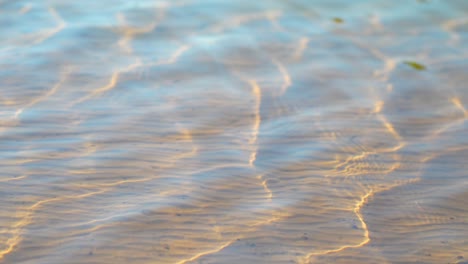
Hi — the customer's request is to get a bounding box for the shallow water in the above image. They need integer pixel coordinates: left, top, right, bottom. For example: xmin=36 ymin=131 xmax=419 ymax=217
xmin=1 ymin=0 xmax=467 ymax=263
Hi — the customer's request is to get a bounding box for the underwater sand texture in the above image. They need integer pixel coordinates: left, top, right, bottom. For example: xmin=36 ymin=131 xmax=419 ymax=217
xmin=0 ymin=0 xmax=467 ymax=263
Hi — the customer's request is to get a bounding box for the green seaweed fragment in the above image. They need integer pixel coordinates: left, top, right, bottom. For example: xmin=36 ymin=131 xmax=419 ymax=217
xmin=404 ymin=61 xmax=426 ymax=71
xmin=333 ymin=17 xmax=344 ymax=23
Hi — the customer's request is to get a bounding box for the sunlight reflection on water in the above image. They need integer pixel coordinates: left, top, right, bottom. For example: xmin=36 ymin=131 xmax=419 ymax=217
xmin=0 ymin=0 xmax=467 ymax=263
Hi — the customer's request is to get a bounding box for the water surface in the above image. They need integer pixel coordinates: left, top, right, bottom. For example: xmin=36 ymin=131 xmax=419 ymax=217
xmin=0 ymin=0 xmax=467 ymax=263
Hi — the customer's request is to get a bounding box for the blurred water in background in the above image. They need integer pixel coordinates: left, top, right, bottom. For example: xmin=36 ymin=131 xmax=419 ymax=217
xmin=0 ymin=0 xmax=467 ymax=263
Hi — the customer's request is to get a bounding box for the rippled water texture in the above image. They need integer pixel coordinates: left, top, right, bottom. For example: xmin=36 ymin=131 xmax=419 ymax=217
xmin=1 ymin=0 xmax=467 ymax=263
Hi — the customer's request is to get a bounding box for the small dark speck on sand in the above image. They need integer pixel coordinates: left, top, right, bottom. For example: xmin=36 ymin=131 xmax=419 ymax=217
xmin=88 ymin=251 xmax=93 ymax=256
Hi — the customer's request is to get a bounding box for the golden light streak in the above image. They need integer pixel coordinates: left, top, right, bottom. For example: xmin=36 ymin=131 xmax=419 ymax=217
xmin=173 ymin=127 xmax=198 ymax=164
xmin=369 ymin=15 xmax=384 ymax=32
xmin=421 ymin=145 xmax=468 ymax=163
xmin=256 ymin=175 xmax=273 ymax=200
xmin=0 ymin=175 xmax=27 ymax=183
xmin=0 ymin=158 xmax=40 ymax=165
xmin=33 ymin=7 xmax=66 ymax=45
xmin=249 ymin=152 xmax=257 ymax=167
xmin=73 ymin=61 xmax=142 ymax=105
xmin=68 ymin=210 xmax=129 ymax=228
xmin=14 ymin=67 xmax=71 ymax=119
xmin=0 ymin=37 xmax=71 ymax=135
xmin=155 ymin=45 xmax=190 ymax=65
xmin=379 ymin=115 xmax=403 ymax=142
xmin=293 ymin=37 xmax=309 ymax=61
xmin=266 ymin=11 xmax=284 ymax=31
xmin=75 ymin=44 xmax=188 ymax=105
xmin=373 ymin=101 xmax=404 ymax=142
xmin=302 ymin=190 xmax=373 ymax=263
xmin=210 ymin=10 xmax=281 ymax=33
xmin=71 ymin=147 xmax=197 ymax=187
xmin=71 ymin=126 xmax=197 ymax=188
xmin=326 ymin=99 xmax=404 ymax=179
xmin=249 ymin=211 xmax=291 ymax=227
xmin=424 ymin=97 xmax=467 ymax=140
xmin=442 ymin=17 xmax=468 ymax=45
xmin=175 ymin=239 xmax=237 ymax=264
xmin=272 ymin=58 xmax=292 ymax=95
xmin=190 ymin=210 xmax=285 ymax=264
xmin=248 ymin=80 xmax=262 ymax=167
xmin=187 ymin=163 xmax=252 ymax=177
xmin=116 ymin=10 xmax=164 ymax=54
xmin=167 ymin=169 xmax=287 ymax=264
xmin=68 ymin=169 xmax=97 ymax=175
xmin=301 ymin=177 xmax=421 ymax=263
xmin=0 ymin=96 xmax=17 ymax=106
xmin=451 ymin=97 xmax=467 ymax=118
xmin=0 ymin=189 xmax=106 ymax=260
xmin=376 ymin=57 xmax=396 ymax=82
xmin=349 ymin=38 xmax=396 ymax=83
xmin=333 ymin=151 xmax=371 ymax=174
xmin=331 ymin=147 xmax=404 ymax=178
xmin=249 ymin=216 xmax=281 ymax=227
xmin=179 ymin=127 xmax=194 ymax=142
xmin=373 ymin=100 xmax=384 ymax=114
xmin=77 ymin=178 xmax=154 ymax=188
xmin=74 ymin=10 xmax=188 ymax=106
xmin=424 ymin=101 xmax=466 ymax=142
xmin=318 ymin=100 xmax=410 ymax=263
